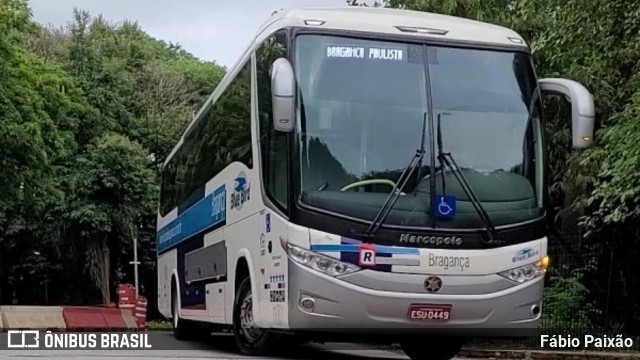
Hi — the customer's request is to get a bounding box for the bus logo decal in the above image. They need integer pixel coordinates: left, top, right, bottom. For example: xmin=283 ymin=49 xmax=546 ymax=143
xmin=512 ymin=248 xmax=539 ymax=263
xmin=424 ymin=276 xmax=443 ymax=293
xmin=231 ymin=171 xmax=251 ymax=210
xmin=358 ymin=243 xmax=377 ymax=267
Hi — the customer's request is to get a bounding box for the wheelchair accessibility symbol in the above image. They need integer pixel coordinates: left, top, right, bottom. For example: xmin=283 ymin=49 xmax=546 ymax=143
xmin=435 ymin=195 xmax=456 ymax=219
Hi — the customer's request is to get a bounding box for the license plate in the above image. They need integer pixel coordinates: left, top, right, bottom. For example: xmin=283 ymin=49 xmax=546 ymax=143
xmin=408 ymin=304 xmax=452 ymax=321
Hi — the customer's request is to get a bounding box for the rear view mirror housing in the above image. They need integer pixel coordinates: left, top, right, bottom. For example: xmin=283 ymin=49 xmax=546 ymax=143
xmin=271 ymin=58 xmax=296 ymax=132
xmin=539 ymin=78 xmax=595 ymax=149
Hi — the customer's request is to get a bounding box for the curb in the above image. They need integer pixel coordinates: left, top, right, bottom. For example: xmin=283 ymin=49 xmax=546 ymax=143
xmin=457 ymin=349 xmax=640 ymax=359
xmin=0 ymin=305 xmax=144 ymax=332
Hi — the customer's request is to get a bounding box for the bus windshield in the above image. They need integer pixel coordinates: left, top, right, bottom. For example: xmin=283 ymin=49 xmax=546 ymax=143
xmin=294 ymin=34 xmax=544 ymax=229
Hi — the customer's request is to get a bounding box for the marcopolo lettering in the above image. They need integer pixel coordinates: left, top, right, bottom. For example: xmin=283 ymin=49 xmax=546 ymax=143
xmin=399 ymin=233 xmax=463 ymax=246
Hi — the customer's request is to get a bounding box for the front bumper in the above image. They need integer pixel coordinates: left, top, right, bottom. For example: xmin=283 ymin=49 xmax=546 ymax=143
xmin=287 ymin=259 xmax=543 ymax=336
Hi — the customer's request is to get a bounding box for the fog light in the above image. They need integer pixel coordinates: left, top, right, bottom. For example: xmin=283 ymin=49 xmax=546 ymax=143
xmin=300 ymin=297 xmax=315 ymax=311
xmin=531 ymin=304 xmax=541 ymax=317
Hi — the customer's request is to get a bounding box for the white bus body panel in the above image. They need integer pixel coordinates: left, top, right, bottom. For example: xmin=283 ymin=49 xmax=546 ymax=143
xmin=204 ymin=228 xmax=225 ymax=323
xmin=157 ymin=248 xmax=176 ymax=319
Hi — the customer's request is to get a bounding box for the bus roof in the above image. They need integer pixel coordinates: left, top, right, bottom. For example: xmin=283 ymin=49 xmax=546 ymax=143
xmin=257 ymin=7 xmax=528 ymax=49
xmin=162 ymin=6 xmax=528 ymax=169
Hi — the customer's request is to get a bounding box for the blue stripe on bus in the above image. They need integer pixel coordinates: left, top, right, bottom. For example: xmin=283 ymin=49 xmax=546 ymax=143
xmin=157 ymin=184 xmax=226 ymax=252
xmin=310 ymin=243 xmax=420 ymax=255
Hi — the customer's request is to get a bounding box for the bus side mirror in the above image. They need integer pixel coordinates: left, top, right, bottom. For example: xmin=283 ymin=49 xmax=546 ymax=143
xmin=271 ymin=58 xmax=295 ymax=133
xmin=539 ymin=78 xmax=595 ymax=149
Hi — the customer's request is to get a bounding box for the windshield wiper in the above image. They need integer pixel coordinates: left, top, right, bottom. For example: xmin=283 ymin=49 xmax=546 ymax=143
xmin=435 ymin=113 xmax=499 ymax=243
xmin=361 ymin=112 xmax=428 ymax=238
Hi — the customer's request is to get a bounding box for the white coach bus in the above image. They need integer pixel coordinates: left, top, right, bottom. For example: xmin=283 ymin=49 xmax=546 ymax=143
xmin=156 ymin=6 xmax=595 ymax=360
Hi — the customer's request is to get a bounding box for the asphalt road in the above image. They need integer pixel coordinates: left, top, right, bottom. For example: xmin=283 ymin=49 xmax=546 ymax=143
xmin=0 ymin=331 xmax=491 ymax=360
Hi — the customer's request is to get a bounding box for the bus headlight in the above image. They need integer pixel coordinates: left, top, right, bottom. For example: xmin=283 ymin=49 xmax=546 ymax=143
xmin=499 ymin=256 xmax=549 ymax=284
xmin=286 ymin=244 xmax=360 ymax=277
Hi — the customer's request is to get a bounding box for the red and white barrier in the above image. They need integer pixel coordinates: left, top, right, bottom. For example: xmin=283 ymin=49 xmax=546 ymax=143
xmin=0 ymin=284 xmax=147 ymax=331
xmin=117 ymin=283 xmax=147 ymax=330
xmin=62 ymin=306 xmax=109 ymax=330
xmin=0 ymin=306 xmax=66 ymax=330
xmin=134 ymin=296 xmax=147 ymax=330
xmin=117 ymin=284 xmax=136 ymax=305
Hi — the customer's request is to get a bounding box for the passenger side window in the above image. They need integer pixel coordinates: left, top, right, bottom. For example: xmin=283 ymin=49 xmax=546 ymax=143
xmin=160 ymin=60 xmax=253 ymax=216
xmin=159 ymin=157 xmax=178 ymax=216
xmin=257 ymin=31 xmax=289 ymax=211
xmin=190 ymin=60 xmax=253 ymax=187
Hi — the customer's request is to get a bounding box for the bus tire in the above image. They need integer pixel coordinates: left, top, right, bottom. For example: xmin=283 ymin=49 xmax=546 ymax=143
xmin=171 ymin=286 xmax=193 ymax=341
xmin=399 ymin=336 xmax=465 ymax=360
xmin=232 ymin=275 xmax=277 ymax=355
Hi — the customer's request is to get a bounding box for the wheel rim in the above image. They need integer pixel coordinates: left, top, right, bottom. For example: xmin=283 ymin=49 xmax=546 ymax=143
xmin=238 ymin=289 xmax=264 ymax=341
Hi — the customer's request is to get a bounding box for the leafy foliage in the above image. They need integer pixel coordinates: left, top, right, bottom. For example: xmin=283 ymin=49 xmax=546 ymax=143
xmin=581 ymin=88 xmax=640 ymax=232
xmin=541 ymin=266 xmax=598 ymax=332
xmin=0 ymin=1 xmax=224 ymax=308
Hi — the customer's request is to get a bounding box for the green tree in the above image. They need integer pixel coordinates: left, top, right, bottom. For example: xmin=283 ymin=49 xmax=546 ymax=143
xmin=1 ymin=2 xmax=226 ymax=307
xmin=0 ymin=0 xmax=83 ymax=303
xmin=64 ymin=133 xmax=155 ymax=304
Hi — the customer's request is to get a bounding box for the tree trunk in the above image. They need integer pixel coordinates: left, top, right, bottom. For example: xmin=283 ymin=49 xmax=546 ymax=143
xmin=99 ymin=234 xmax=111 ymax=304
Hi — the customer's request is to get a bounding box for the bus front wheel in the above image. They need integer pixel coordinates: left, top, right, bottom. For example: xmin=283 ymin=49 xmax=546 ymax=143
xmin=399 ymin=336 xmax=465 ymax=360
xmin=232 ymin=275 xmax=277 ymax=355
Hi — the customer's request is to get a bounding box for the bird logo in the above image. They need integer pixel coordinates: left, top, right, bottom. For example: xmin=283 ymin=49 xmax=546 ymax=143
xmin=231 ymin=171 xmax=251 ymax=210
xmin=234 ymin=176 xmax=247 ymax=192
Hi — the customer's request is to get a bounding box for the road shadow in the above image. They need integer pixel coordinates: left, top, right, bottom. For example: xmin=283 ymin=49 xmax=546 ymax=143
xmin=272 ymin=342 xmax=407 ymax=360
xmin=180 ymin=332 xmax=407 ymax=359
